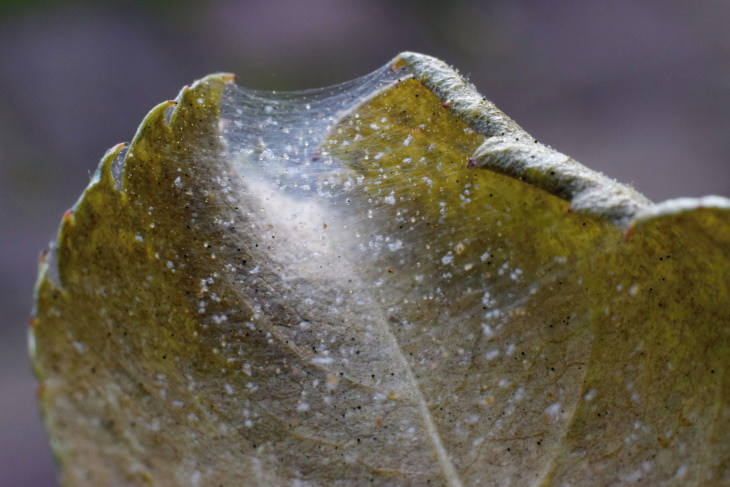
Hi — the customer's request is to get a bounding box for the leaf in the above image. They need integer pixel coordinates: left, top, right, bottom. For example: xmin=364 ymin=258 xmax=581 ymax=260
xmin=31 ymin=53 xmax=730 ymax=486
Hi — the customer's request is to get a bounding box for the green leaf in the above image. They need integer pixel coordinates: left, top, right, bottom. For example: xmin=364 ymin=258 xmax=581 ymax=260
xmin=31 ymin=53 xmax=730 ymax=486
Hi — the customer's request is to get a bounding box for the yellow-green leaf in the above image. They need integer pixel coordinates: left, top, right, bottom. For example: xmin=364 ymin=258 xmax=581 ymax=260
xmin=31 ymin=53 xmax=730 ymax=486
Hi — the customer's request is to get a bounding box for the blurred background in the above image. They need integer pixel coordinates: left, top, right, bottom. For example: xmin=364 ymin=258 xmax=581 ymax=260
xmin=1 ymin=0 xmax=729 ymax=484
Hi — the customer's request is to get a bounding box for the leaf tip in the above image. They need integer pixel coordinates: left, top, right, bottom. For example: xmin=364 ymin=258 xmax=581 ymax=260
xmin=61 ymin=209 xmax=75 ymax=225
xmin=103 ymin=142 xmax=129 ymax=190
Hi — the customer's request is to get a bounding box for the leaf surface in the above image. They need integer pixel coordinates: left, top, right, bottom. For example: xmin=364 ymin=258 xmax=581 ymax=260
xmin=31 ymin=53 xmax=730 ymax=486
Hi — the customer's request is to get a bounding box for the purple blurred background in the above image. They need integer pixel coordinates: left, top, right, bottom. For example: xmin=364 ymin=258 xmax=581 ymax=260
xmin=1 ymin=1 xmax=728 ymax=484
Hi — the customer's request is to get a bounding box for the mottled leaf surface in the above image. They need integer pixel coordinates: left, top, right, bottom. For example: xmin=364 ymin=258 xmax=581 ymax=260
xmin=31 ymin=53 xmax=730 ymax=486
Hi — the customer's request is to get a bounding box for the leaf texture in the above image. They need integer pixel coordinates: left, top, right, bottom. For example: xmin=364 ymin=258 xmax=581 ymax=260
xmin=31 ymin=53 xmax=730 ymax=486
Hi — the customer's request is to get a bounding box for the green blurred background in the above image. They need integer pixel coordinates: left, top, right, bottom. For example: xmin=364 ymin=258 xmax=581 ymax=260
xmin=1 ymin=1 xmax=729 ymax=484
